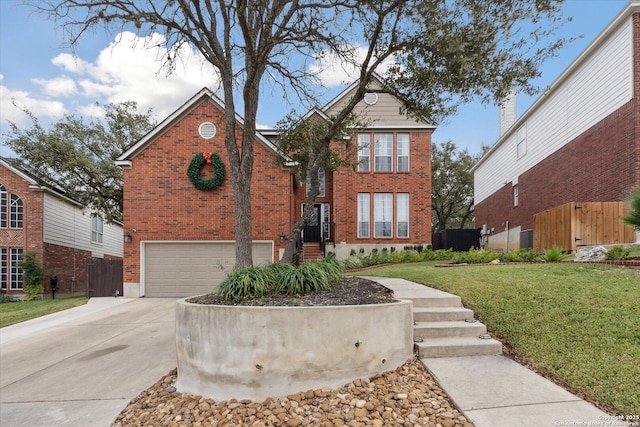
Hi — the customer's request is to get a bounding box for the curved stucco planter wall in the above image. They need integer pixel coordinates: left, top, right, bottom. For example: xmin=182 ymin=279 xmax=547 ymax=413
xmin=175 ymin=298 xmax=413 ymax=401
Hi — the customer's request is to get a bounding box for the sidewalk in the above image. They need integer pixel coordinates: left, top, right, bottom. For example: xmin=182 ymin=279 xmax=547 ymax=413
xmin=375 ymin=277 xmax=619 ymax=427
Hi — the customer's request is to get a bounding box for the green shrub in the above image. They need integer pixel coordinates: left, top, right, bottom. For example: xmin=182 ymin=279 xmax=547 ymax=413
xmin=500 ymin=248 xmax=538 ymax=262
xmin=605 ymin=246 xmax=630 ymax=260
xmin=541 ymin=245 xmax=569 ymax=262
xmin=622 ymin=187 xmax=640 ymax=230
xmin=342 ymin=256 xmax=362 ymax=270
xmin=451 ymin=247 xmax=499 ymax=264
xmin=19 ymin=251 xmax=45 ymax=301
xmin=218 ymin=266 xmax=273 ymax=300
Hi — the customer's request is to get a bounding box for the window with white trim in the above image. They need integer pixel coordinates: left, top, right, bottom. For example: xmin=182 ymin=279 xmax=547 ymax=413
xmin=397 ymin=193 xmax=409 ymax=238
xmin=374 ymin=193 xmax=393 ymax=237
xmin=513 ymin=184 xmax=519 ymax=207
xmin=91 ymin=214 xmax=104 ymax=244
xmin=0 ymin=184 xmax=6 ymax=228
xmin=397 ymin=134 xmax=409 ymax=172
xmin=357 ymin=134 xmax=370 ymax=172
xmin=374 ymin=134 xmax=393 ymax=172
xmin=10 ymin=248 xmax=23 ymax=289
xmin=1 ymin=248 xmax=7 ymax=290
xmin=357 ymin=193 xmax=370 ymax=238
xmin=9 ymin=194 xmax=22 ymax=228
xmin=517 ymin=125 xmax=526 ymax=158
xmin=306 ymin=167 xmax=325 ymax=197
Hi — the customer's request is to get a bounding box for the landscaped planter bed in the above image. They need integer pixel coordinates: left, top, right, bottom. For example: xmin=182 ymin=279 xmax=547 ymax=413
xmin=175 ymin=296 xmax=413 ymax=401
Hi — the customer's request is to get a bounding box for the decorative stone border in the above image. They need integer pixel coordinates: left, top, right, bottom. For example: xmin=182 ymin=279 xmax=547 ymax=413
xmin=175 ymin=298 xmax=413 ymax=401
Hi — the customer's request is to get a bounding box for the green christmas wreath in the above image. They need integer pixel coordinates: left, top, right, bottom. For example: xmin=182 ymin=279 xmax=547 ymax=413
xmin=187 ymin=152 xmax=225 ymax=191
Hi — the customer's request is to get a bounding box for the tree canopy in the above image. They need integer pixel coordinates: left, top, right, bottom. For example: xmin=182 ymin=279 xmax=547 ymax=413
xmin=431 ymin=141 xmax=487 ymax=232
xmin=4 ymin=102 xmax=156 ymax=222
xmin=33 ymin=0 xmax=570 ymax=266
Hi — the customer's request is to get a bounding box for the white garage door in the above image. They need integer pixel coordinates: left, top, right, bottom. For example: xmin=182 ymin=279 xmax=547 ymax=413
xmin=144 ymin=241 xmax=273 ymax=297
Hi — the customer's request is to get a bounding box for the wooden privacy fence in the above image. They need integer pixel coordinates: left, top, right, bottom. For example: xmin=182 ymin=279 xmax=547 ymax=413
xmin=86 ymin=258 xmax=123 ymax=297
xmin=533 ymin=201 xmax=635 ymax=252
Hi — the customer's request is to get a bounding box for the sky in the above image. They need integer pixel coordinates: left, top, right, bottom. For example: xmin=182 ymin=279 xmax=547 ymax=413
xmin=0 ymin=0 xmax=632 ymax=158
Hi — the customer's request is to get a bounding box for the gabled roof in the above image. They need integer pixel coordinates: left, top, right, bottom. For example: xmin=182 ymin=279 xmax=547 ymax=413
xmin=0 ymin=157 xmax=83 ymax=207
xmin=472 ymin=0 xmax=640 ymax=172
xmin=321 ymin=73 xmax=436 ymax=129
xmin=116 ymin=87 xmax=293 ymax=166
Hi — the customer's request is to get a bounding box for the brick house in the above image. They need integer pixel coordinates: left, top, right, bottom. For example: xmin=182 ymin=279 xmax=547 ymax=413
xmin=116 ymin=81 xmax=434 ymax=298
xmin=473 ymin=1 xmax=640 ymax=251
xmin=0 ymin=158 xmax=123 ymax=298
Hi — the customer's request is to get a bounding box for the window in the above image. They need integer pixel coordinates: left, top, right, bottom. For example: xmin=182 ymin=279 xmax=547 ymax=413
xmin=357 ymin=193 xmax=370 ymax=238
xmin=374 ymin=193 xmax=393 ymax=237
xmin=9 ymin=194 xmax=22 ymax=228
xmin=397 ymin=134 xmax=409 ymax=172
xmin=91 ymin=214 xmax=104 ymax=243
xmin=0 ymin=184 xmax=6 ymax=228
xmin=357 ymin=134 xmax=370 ymax=172
xmin=374 ymin=134 xmax=393 ymax=172
xmin=397 ymin=193 xmax=409 ymax=238
xmin=10 ymin=248 xmax=23 ymax=289
xmin=513 ymin=184 xmax=519 ymax=207
xmin=1 ymin=248 xmax=6 ymax=290
xmin=517 ymin=125 xmax=526 ymax=158
xmin=306 ymin=167 xmax=325 ymax=197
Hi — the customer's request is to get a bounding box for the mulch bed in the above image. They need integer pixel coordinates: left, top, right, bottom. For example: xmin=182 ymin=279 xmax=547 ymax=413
xmin=186 ymin=276 xmax=397 ymax=306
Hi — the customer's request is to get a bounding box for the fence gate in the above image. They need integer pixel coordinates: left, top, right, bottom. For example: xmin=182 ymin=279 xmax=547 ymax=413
xmin=533 ymin=201 xmax=635 ymax=252
xmin=86 ymin=258 xmax=123 ymax=297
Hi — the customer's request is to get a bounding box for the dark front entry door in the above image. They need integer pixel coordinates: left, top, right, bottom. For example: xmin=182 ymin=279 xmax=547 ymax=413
xmin=303 ymin=205 xmax=321 ymax=242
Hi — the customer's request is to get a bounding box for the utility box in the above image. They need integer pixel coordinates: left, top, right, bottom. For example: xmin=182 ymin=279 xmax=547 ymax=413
xmin=520 ymin=229 xmax=534 ymax=250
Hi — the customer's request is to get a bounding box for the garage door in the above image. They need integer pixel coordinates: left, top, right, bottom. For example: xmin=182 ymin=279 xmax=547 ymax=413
xmin=144 ymin=241 xmax=273 ymax=297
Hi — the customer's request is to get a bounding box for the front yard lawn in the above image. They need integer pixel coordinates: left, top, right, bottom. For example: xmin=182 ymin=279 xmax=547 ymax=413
xmin=0 ymin=296 xmax=87 ymax=328
xmin=356 ymin=262 xmax=640 ymax=416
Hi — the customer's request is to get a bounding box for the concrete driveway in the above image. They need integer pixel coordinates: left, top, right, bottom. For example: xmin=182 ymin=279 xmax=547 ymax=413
xmin=0 ymin=297 xmax=177 ymax=427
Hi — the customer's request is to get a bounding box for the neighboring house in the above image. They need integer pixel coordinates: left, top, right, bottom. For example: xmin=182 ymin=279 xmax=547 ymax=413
xmin=116 ymin=81 xmax=434 ymax=298
xmin=473 ymin=1 xmax=640 ymax=251
xmin=0 ymin=158 xmax=123 ymax=297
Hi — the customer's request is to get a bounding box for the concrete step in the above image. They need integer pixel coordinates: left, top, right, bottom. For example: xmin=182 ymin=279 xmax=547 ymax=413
xmin=414 ymin=336 xmax=503 ymax=358
xmin=413 ymin=307 xmax=475 ymax=322
xmin=414 ymin=320 xmax=487 ymax=339
xmin=402 ymin=295 xmax=462 ymax=308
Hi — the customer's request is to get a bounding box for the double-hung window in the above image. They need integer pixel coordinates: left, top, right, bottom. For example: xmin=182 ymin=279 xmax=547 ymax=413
xmin=0 ymin=184 xmax=6 ymax=228
xmin=374 ymin=193 xmax=393 ymax=237
xmin=306 ymin=167 xmax=325 ymax=197
xmin=396 ymin=193 xmax=409 ymax=238
xmin=374 ymin=134 xmax=393 ymax=172
xmin=0 ymin=248 xmax=6 ymax=290
xmin=357 ymin=134 xmax=370 ymax=172
xmin=357 ymin=193 xmax=370 ymax=238
xmin=91 ymin=214 xmax=104 ymax=244
xmin=397 ymin=134 xmax=409 ymax=172
xmin=10 ymin=248 xmax=23 ymax=289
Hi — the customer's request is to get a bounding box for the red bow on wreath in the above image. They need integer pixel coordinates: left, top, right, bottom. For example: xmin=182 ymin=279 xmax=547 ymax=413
xmin=203 ymin=152 xmax=212 ymax=164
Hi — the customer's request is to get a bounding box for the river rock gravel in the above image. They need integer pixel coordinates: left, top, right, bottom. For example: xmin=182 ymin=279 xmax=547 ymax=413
xmin=113 ymin=358 xmax=473 ymax=427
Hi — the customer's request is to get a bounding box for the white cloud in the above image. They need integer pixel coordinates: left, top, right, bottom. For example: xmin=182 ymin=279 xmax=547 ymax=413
xmin=309 ymin=45 xmax=397 ymax=88
xmin=0 ymin=75 xmax=67 ymax=127
xmin=32 ymin=76 xmax=77 ymax=97
xmin=75 ymin=31 xmax=220 ymax=119
xmin=52 ymin=53 xmax=90 ymax=74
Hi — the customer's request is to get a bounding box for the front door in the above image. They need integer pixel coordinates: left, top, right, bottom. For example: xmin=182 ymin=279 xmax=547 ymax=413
xmin=303 ymin=204 xmax=322 ymax=242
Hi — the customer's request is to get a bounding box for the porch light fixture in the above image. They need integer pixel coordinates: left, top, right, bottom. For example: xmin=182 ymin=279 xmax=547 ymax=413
xmin=279 ymin=233 xmax=286 ymax=243
xmin=124 ymin=233 xmax=132 ymax=243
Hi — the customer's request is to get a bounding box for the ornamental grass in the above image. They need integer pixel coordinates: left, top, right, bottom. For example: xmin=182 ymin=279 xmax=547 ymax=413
xmin=217 ymin=255 xmax=344 ymax=301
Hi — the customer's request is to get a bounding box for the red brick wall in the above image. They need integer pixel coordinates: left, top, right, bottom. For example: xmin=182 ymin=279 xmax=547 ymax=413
xmin=331 ymin=130 xmax=433 ymax=245
xmin=122 ymin=99 xmax=291 ymax=283
xmin=476 ymin=100 xmax=638 ymax=232
xmin=0 ymin=165 xmax=45 ymax=293
xmin=42 ymin=242 xmax=90 ymax=295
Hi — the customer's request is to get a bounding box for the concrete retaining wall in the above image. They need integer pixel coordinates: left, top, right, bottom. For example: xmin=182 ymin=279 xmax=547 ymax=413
xmin=175 ymin=298 xmax=413 ymax=401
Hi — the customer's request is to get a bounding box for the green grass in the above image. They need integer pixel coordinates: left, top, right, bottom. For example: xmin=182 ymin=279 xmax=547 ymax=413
xmin=0 ymin=296 xmax=88 ymax=328
xmin=353 ymin=262 xmax=640 ymax=415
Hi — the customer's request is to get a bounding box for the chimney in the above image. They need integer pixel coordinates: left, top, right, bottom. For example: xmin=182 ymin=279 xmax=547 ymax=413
xmin=499 ymin=89 xmax=516 ymax=136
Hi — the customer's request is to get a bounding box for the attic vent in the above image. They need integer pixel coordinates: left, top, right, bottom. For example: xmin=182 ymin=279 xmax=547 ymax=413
xmin=364 ymin=92 xmax=378 ymax=105
xmin=199 ymin=122 xmax=217 ymax=139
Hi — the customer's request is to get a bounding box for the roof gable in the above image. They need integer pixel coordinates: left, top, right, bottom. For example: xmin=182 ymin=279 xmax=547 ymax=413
xmin=116 ymin=87 xmax=292 ymax=166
